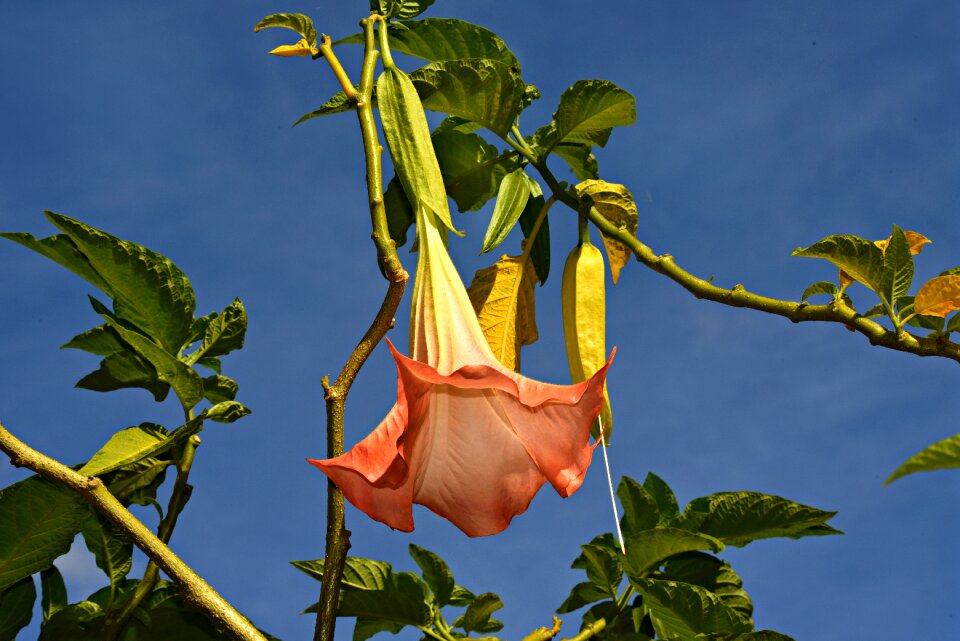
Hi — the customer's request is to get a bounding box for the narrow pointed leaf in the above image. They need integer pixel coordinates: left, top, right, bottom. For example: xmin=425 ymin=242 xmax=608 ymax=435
xmin=339 ymin=19 xmax=519 ymax=67
xmin=61 ymin=325 xmax=125 ymax=357
xmin=433 ymin=129 xmax=512 ymax=213
xmin=885 ymin=432 xmax=960 ymax=484
xmin=481 ymin=168 xmax=531 ymax=253
xmin=623 ymin=528 xmax=723 ymax=577
xmin=914 ymin=275 xmax=960 ymax=318
xmin=576 ymin=180 xmax=639 ymax=283
xmin=383 ymin=175 xmax=416 ymax=249
xmin=676 ymin=492 xmax=841 ymax=547
xmin=0 ymin=477 xmax=86 ymax=590
xmin=617 ymin=476 xmax=661 ymax=536
xmin=40 ymin=566 xmax=67 ymax=622
xmin=410 ymin=59 xmax=525 ymax=137
xmin=466 ymin=253 xmax=539 ymax=371
xmin=518 ymin=178 xmax=550 ymax=285
xmin=80 ymin=508 xmax=132 ymax=587
xmin=0 ymin=576 xmax=35 ymax=640
xmin=792 ymin=235 xmax=885 ymax=293
xmin=408 ymin=544 xmax=455 ymax=607
xmin=295 ymin=87 xmax=360 ymax=125
xmin=0 ymin=231 xmax=112 ymax=294
xmin=378 ymin=66 xmax=458 ymax=233
xmin=644 ymin=472 xmax=680 ymax=523
xmin=630 ymin=578 xmax=752 ymax=640
xmin=878 ymin=225 xmax=913 ymax=310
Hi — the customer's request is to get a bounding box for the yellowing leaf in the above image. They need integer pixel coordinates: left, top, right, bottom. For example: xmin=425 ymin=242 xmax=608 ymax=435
xmin=269 ymin=38 xmax=316 ymax=57
xmin=466 ymin=254 xmax=538 ymax=371
xmin=874 ymin=230 xmax=930 ymax=255
xmin=575 ymin=180 xmax=638 ymax=284
xmin=914 ymin=275 xmax=960 ymax=318
xmin=838 ymin=268 xmax=855 ymax=291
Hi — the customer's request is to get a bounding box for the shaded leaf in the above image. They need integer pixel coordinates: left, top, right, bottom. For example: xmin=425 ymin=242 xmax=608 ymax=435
xmin=291 ymin=556 xmax=393 ymax=590
xmin=914 ymin=275 xmax=960 ymax=318
xmin=623 ymin=528 xmax=723 ymax=578
xmin=339 ymin=19 xmax=518 ymax=67
xmin=466 ymin=253 xmax=539 ymax=371
xmin=295 ymin=88 xmax=360 ymax=124
xmin=697 ymin=632 xmax=796 ymax=641
xmin=662 ymin=552 xmax=753 ymax=621
xmin=433 ymin=129 xmax=511 ymax=213
xmin=454 ymin=592 xmax=504 ymax=634
xmin=644 ymin=472 xmax=680 ymax=523
xmin=408 ymin=544 xmax=455 ymax=607
xmin=0 ymin=576 xmax=35 ymax=641
xmin=617 ymin=476 xmax=661 ymax=536
xmin=40 ymin=565 xmax=67 ymax=622
xmin=800 ymin=281 xmax=838 ymax=301
xmin=792 ymin=235 xmax=885 ymax=294
xmin=61 ymin=325 xmax=125 ymax=357
xmin=37 ymin=601 xmax=104 ymax=641
xmin=305 ymin=572 xmax=431 ymax=629
xmin=535 ymin=80 xmax=636 ymax=154
xmin=518 ymin=178 xmax=550 ymax=285
xmin=199 ymin=299 xmax=247 ymax=358
xmin=203 ymin=375 xmax=239 ymax=404
xmin=410 ymin=59 xmax=525 ymax=137
xmin=80 ymin=507 xmax=132 ymax=588
xmin=449 ymin=584 xmax=476 ymax=607
xmin=378 ymin=66 xmax=458 ymax=233
xmin=896 ymin=296 xmax=944 ymax=332
xmin=553 ymin=143 xmax=600 ymax=181
xmin=556 ymin=581 xmax=611 ymax=614
xmin=76 ymin=350 xmax=170 ymax=402
xmin=576 ymin=180 xmax=639 ymax=284
xmin=675 ymin=492 xmax=840 ymax=547
xmin=481 ymin=168 xmax=531 ymax=253
xmin=630 ymin=578 xmax=752 ymax=641
xmin=0 ymin=477 xmax=86 ymax=591
xmin=253 ymin=13 xmax=317 ymax=49
xmin=206 ymin=401 xmax=251 ymax=424
xmin=383 ymin=175 xmax=416 ymax=249
xmin=432 ymin=115 xmax=482 ymax=137
xmin=885 ymin=432 xmax=960 ymax=484
xmin=353 ymin=617 xmax=405 ymax=641
xmin=579 ymin=544 xmax=623 ymax=599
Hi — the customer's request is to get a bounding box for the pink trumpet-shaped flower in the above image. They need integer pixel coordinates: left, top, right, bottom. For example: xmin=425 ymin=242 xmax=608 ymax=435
xmin=309 ymin=208 xmax=613 ymax=537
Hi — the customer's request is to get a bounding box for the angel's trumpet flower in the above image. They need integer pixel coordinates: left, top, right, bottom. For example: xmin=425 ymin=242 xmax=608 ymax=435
xmin=309 ymin=208 xmax=612 ymax=536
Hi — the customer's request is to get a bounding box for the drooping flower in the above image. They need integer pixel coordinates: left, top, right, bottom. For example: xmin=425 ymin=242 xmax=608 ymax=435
xmin=309 ymin=208 xmax=613 ymax=537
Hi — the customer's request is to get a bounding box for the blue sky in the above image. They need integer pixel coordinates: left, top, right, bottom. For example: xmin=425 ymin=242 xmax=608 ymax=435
xmin=1 ymin=1 xmax=958 ymax=639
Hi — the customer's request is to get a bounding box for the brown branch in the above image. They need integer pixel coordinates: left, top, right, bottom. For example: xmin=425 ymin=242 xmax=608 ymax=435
xmin=534 ymin=163 xmax=960 ymax=365
xmin=0 ymin=423 xmax=267 ymax=641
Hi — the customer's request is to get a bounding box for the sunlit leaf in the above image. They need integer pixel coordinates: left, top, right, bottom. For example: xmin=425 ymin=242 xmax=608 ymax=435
xmin=433 ymin=129 xmax=512 ymax=213
xmin=877 ymin=225 xmax=913 ymax=311
xmin=874 ymin=229 xmax=930 ymax=255
xmin=576 ymin=180 xmax=639 ymax=284
xmin=644 ymin=472 xmax=681 ymax=523
xmin=913 ymin=275 xmax=960 ymax=318
xmin=792 ymin=235 xmax=885 ymax=294
xmin=295 ymin=87 xmax=360 ymax=125
xmin=79 ymin=424 xmax=172 ymax=477
xmin=534 ymin=80 xmax=636 ymax=155
xmin=885 ymin=432 xmax=960 ymax=484
xmin=291 ymin=556 xmax=393 ymax=591
xmin=466 ymin=254 xmax=539 ymax=370
xmin=630 ymin=578 xmax=752 ymax=640
xmin=481 ymin=168 xmax=531 ymax=253
xmin=623 ymin=528 xmax=723 ymax=578
xmin=254 ymin=13 xmax=318 ymax=50
xmin=206 ymin=401 xmax=251 ymax=424
xmin=198 ymin=299 xmax=247 ymax=358
xmin=897 ymin=296 xmax=944 ymax=332
xmin=410 ymin=59 xmax=525 ymax=137
xmin=269 ymin=39 xmax=314 ymax=57
xmin=800 ymin=281 xmax=839 ymax=301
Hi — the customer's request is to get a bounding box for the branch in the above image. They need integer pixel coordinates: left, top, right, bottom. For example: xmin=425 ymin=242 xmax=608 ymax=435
xmin=0 ymin=423 xmax=267 ymax=641
xmin=534 ymin=163 xmax=960 ymax=365
xmin=312 ymin=16 xmax=408 ymax=641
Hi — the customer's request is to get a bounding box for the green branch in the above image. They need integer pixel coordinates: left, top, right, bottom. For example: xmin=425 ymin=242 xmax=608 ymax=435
xmin=531 ymin=160 xmax=960 ymax=365
xmin=0 ymin=422 xmax=267 ymax=641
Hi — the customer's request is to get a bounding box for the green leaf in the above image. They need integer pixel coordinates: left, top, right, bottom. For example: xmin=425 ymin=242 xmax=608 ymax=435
xmin=449 ymin=584 xmax=476 ymax=607
xmin=662 ymin=552 xmax=753 ymax=621
xmin=0 ymin=231 xmax=112 ymax=295
xmin=518 ymin=178 xmax=549 ymax=285
xmin=197 ymin=356 xmax=222 ymax=374
xmin=253 ymin=13 xmax=317 ymax=48
xmin=102 ymin=319 xmax=204 ymax=408
xmin=383 ymin=176 xmax=416 ymax=253
xmin=79 ymin=423 xmax=173 ymax=477
xmin=630 ymin=578 xmax=752 ymax=641
xmin=556 ymin=581 xmax=611 ymax=614
xmin=382 ymin=0 xmax=436 ymax=20
xmin=408 ymin=544 xmax=455 ymax=607
xmin=378 ymin=66 xmax=459 ymax=234
xmin=696 ymin=633 xmax=796 ymax=641
xmin=203 ymin=375 xmax=239 ymax=404
xmin=198 ymin=299 xmax=247 ymax=359
xmin=885 ymin=432 xmax=960 ymax=484
xmin=206 ymin=401 xmax=251 ymax=424
xmin=480 ymin=168 xmax=531 ymax=253
xmin=46 ymin=212 xmax=197 ymax=354
xmin=353 ymin=617 xmax=406 ymax=641
xmin=792 ymin=235 xmax=885 ymax=294
xmin=675 ymin=492 xmax=841 ymax=547
xmin=37 ymin=601 xmax=104 ymax=641
xmin=432 ymin=115 xmax=482 ymax=137
xmin=618 ymin=476 xmax=661 ymax=536
xmin=0 ymin=576 xmax=35 ymax=641
xmin=535 ymin=80 xmax=636 ymax=154
xmin=800 ymin=281 xmax=839 ymax=301
xmin=61 ymin=325 xmax=125 ymax=357
xmin=80 ymin=508 xmax=132 ymax=588
xmin=861 ymin=303 xmax=886 ymax=318
xmin=410 ymin=59 xmax=525 ymax=137
xmin=578 ymin=544 xmax=623 ymax=599
xmin=552 ymin=143 xmax=600 ymax=181
xmin=644 ymin=472 xmax=680 ymax=523
xmin=947 ymin=312 xmax=960 ymax=334
xmin=100 ymin=455 xmax=173 ymax=507
xmin=453 ymin=592 xmax=504 ymax=634
xmin=40 ymin=565 xmax=67 ymax=622
xmin=897 ymin=296 xmax=944 ymax=332
xmin=291 ymin=556 xmax=393 ymax=590
xmin=878 ymin=225 xmax=913 ymax=311
xmin=340 ymin=19 xmax=519 ymax=68
xmin=295 ymin=87 xmax=360 ymax=125
xmin=433 ymin=129 xmax=512 ymax=213
xmin=0 ymin=477 xmax=86 ymax=590
xmin=76 ymin=350 xmax=171 ymax=402
xmin=623 ymin=528 xmax=723 ymax=578
xmin=305 ymin=572 xmax=431 ymax=628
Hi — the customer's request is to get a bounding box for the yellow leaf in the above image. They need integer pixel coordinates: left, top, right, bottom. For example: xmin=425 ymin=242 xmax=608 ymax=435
xmin=914 ymin=275 xmax=960 ymax=318
xmin=466 ymin=254 xmax=539 ymax=371
xmin=874 ymin=230 xmax=930 ymax=255
xmin=269 ymin=38 xmax=316 ymax=57
xmin=575 ymin=180 xmax=638 ymax=285
xmin=838 ymin=268 xmax=855 ymax=291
